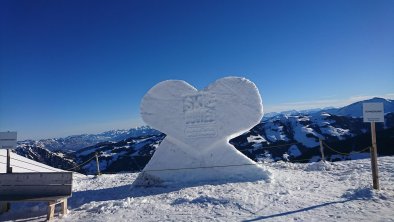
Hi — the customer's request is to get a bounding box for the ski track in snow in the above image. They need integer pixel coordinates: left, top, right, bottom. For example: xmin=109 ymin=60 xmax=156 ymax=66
xmin=1 ymin=157 xmax=394 ymax=222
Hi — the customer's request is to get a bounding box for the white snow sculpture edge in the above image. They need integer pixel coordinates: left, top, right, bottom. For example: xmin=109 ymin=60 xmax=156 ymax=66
xmin=133 ymin=77 xmax=272 ymax=186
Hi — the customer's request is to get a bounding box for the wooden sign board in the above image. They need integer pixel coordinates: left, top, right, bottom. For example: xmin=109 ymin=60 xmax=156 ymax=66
xmin=0 ymin=132 xmax=17 ymax=149
xmin=363 ymin=103 xmax=384 ymax=123
xmin=363 ymin=102 xmax=383 ymax=190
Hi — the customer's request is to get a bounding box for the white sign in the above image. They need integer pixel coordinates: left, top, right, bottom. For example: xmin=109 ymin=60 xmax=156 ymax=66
xmin=0 ymin=132 xmax=17 ymax=149
xmin=363 ymin=103 xmax=384 ymax=122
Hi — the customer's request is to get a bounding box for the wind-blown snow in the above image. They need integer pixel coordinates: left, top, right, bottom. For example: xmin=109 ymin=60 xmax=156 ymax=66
xmin=2 ymin=157 xmax=394 ymax=221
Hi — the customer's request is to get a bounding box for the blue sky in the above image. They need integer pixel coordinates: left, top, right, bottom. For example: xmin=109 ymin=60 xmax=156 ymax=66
xmin=1 ymin=0 xmax=393 ymax=140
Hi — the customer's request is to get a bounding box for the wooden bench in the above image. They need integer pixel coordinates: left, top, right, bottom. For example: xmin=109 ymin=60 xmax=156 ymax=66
xmin=0 ymin=172 xmax=73 ymax=220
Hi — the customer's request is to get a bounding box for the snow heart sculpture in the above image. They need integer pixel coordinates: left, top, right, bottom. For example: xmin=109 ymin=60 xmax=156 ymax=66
xmin=133 ymin=77 xmax=271 ymax=186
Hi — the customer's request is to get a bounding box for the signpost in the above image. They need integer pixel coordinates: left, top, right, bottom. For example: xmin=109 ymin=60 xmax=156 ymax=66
xmin=363 ymin=103 xmax=384 ymax=190
xmin=0 ymin=132 xmax=17 ymax=174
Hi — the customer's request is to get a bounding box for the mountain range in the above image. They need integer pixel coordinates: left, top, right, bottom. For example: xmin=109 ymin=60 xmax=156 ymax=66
xmin=14 ymin=97 xmax=394 ymax=174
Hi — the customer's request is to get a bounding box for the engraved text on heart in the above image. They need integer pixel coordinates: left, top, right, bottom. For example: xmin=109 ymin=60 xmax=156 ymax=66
xmin=183 ymin=93 xmax=217 ymax=138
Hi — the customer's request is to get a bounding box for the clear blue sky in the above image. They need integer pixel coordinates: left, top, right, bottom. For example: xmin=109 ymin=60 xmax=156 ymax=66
xmin=1 ymin=0 xmax=393 ymax=140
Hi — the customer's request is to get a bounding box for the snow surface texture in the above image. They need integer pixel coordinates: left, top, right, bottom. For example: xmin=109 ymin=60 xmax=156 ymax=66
xmin=135 ymin=77 xmax=270 ymax=186
xmin=2 ymin=157 xmax=394 ymax=221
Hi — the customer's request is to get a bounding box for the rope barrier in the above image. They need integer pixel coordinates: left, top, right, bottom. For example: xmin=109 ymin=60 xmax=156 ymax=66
xmin=261 ymin=142 xmax=301 ymax=149
xmin=96 ymin=159 xmax=321 ymax=174
xmin=322 ymin=141 xmax=370 ymax=156
xmin=143 ymin=163 xmax=259 ymax=173
xmin=5 ymin=159 xmax=259 ymax=174
xmin=130 ymin=156 xmax=142 ymax=171
xmin=65 ymin=155 xmax=97 ymax=171
xmin=289 ymin=158 xmax=315 ymax=163
xmin=99 ymin=171 xmax=137 ymax=174
xmin=0 ymin=141 xmax=373 ymax=175
xmin=106 ymin=159 xmax=317 ymax=174
xmin=239 ymin=142 xmax=302 ymax=151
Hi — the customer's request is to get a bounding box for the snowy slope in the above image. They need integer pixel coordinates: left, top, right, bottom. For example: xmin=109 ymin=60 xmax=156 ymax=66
xmin=1 ymin=156 xmax=393 ymax=221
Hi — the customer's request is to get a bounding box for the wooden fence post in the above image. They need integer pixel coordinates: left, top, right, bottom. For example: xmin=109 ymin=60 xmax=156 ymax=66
xmin=319 ymin=139 xmax=325 ymax=161
xmin=370 ymin=122 xmax=379 ymax=190
xmin=95 ymin=152 xmax=101 ymax=176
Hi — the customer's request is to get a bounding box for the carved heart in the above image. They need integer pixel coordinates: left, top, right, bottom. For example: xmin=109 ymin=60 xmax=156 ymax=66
xmin=141 ymin=77 xmax=263 ymax=153
xmin=134 ymin=77 xmax=270 ymax=186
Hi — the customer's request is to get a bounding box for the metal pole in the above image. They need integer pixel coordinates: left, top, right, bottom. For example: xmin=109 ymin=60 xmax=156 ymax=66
xmin=6 ymin=149 xmax=12 ymax=173
xmin=319 ymin=139 xmax=325 ymax=161
xmin=370 ymin=122 xmax=379 ymax=190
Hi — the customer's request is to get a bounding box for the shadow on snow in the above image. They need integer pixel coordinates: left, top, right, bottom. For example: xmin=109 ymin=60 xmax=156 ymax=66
xmin=243 ymin=187 xmax=379 ymax=222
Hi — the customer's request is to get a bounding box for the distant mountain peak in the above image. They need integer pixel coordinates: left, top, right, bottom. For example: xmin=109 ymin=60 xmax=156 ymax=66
xmin=18 ymin=126 xmax=161 ymax=151
xmin=264 ymin=97 xmax=394 ymax=120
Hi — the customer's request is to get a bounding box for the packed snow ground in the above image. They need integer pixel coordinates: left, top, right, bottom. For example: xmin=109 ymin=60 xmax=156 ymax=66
xmin=1 ymin=157 xmax=394 ymax=222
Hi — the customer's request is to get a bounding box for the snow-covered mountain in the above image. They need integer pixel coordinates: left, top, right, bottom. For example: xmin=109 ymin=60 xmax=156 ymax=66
xmin=264 ymin=97 xmax=394 ymax=119
xmin=15 ymin=143 xmax=77 ymax=170
xmin=14 ymin=133 xmax=166 ymax=174
xmin=231 ymin=98 xmax=394 ymax=162
xmin=232 ymin=112 xmax=394 ymax=162
xmin=74 ymin=134 xmax=165 ymax=174
xmin=18 ymin=126 xmax=160 ymax=152
xmin=13 ymin=97 xmax=394 ymax=174
xmin=324 ymin=97 xmax=394 ymax=117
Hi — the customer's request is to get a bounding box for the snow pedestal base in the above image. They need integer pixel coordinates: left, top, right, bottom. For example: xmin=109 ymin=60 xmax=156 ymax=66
xmin=134 ymin=165 xmax=270 ymax=187
xmin=133 ymin=77 xmax=272 ymax=186
xmin=133 ymin=138 xmax=271 ymax=186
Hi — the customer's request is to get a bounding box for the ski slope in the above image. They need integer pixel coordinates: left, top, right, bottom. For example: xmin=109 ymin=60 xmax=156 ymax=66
xmin=1 ymin=156 xmax=394 ymax=221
